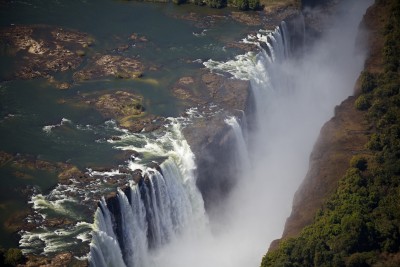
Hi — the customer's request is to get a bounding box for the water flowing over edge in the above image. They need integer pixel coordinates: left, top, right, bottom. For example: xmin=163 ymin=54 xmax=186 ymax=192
xmin=20 ymin=111 xmax=210 ymax=261
xmin=19 ymin=19 xmax=293 ymax=265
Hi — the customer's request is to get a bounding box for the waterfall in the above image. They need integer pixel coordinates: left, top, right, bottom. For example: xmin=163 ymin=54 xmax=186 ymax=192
xmin=88 ymin=119 xmax=207 ymax=267
xmin=225 ymin=116 xmax=250 ymax=172
xmin=198 ymin=2 xmax=370 ymax=265
xmin=89 ymin=0 xmax=371 ymax=265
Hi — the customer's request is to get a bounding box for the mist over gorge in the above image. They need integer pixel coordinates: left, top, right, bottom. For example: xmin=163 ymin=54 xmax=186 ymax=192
xmin=0 ymin=0 xmax=390 ymax=266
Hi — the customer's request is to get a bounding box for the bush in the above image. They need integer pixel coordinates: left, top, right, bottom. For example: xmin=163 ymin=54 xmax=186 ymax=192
xmin=350 ymin=156 xmax=368 ymax=171
xmin=204 ymin=0 xmax=226 ymax=8
xmin=173 ymin=0 xmax=187 ymax=4
xmin=228 ymin=0 xmax=260 ymax=10
xmin=4 ymin=248 xmax=23 ymax=266
xmin=355 ymin=95 xmax=371 ymax=110
xmin=346 ymin=252 xmax=374 ymax=267
xmin=360 ymin=71 xmax=376 ymax=93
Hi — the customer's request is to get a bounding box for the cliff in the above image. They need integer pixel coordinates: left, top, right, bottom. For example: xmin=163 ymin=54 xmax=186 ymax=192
xmin=264 ymin=0 xmax=400 ymax=265
xmin=279 ymin=95 xmax=370 ymax=242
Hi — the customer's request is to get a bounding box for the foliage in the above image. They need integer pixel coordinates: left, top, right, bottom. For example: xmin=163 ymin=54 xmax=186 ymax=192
xmin=171 ymin=0 xmax=260 ymax=10
xmin=350 ymin=155 xmax=368 ymax=171
xmin=231 ymin=0 xmax=248 ymax=9
xmin=359 ymin=71 xmax=377 ymax=94
xmin=3 ymin=248 xmax=24 ymax=266
xmin=355 ymin=95 xmax=371 ymax=110
xmin=262 ymin=0 xmax=400 ymax=266
xmin=204 ymin=0 xmax=227 ymax=8
xmin=228 ymin=0 xmax=260 ymax=10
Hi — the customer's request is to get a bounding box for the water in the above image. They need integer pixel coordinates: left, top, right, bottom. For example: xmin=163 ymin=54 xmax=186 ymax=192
xmin=90 ymin=1 xmax=372 ymax=265
xmin=198 ymin=2 xmax=372 ymax=266
xmin=89 ymin=118 xmax=207 ymax=267
xmin=0 ymin=0 xmax=373 ymax=266
xmin=0 ymin=0 xmax=258 ymax=249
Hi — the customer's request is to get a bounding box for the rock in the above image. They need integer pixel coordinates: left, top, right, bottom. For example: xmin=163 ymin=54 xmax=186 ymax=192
xmin=178 ymin=76 xmax=194 ymax=85
xmin=201 ymin=72 xmax=250 ymax=111
xmin=110 ymin=136 xmax=122 ymax=141
xmin=147 ymin=162 xmax=162 ymax=174
xmin=174 ymin=70 xmax=251 ymax=212
xmin=171 ymin=70 xmax=250 ymax=112
xmin=43 ymin=217 xmax=74 ymax=228
xmin=225 ymin=41 xmax=259 ymax=53
xmin=0 ymin=151 xmax=13 ymax=166
xmin=171 ymin=12 xmax=226 ymax=29
xmin=93 ymin=91 xmax=144 ymax=119
xmin=121 ymin=114 xmax=163 ymax=133
xmin=48 ymin=76 xmax=72 ymax=90
xmin=230 ymin=11 xmax=262 ymax=26
xmin=129 ymin=33 xmax=148 ymax=42
xmin=24 ymin=255 xmax=51 ymax=267
xmin=24 ymin=252 xmax=77 ymax=267
xmin=49 ymin=252 xmax=73 ymax=266
xmin=132 ymin=169 xmax=143 ymax=183
xmin=75 ymin=90 xmax=163 ymax=133
xmin=73 ymin=54 xmax=145 ymax=82
xmin=57 ymin=166 xmax=83 ymax=184
xmin=51 ymin=28 xmax=94 ymax=47
xmin=4 ymin=209 xmax=32 ymax=233
xmin=0 ymin=25 xmax=93 ymax=80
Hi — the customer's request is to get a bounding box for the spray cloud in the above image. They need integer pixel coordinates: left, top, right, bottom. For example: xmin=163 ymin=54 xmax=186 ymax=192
xmin=154 ymin=1 xmax=373 ymax=266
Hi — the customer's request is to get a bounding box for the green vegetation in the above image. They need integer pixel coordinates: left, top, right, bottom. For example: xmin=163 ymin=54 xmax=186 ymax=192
xmin=262 ymin=0 xmax=400 ymax=266
xmin=171 ymin=0 xmax=261 ymax=10
xmin=230 ymin=0 xmax=261 ymax=10
xmin=0 ymin=248 xmax=25 ymax=266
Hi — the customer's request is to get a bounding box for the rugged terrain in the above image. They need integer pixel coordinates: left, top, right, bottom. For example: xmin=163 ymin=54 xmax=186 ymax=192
xmin=264 ymin=0 xmax=400 ymax=265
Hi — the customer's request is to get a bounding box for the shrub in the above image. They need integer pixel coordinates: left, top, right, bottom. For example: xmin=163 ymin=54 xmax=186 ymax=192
xmin=4 ymin=248 xmax=23 ymax=266
xmin=173 ymin=0 xmax=187 ymax=4
xmin=360 ymin=71 xmax=376 ymax=93
xmin=350 ymin=156 xmax=368 ymax=171
xmin=204 ymin=0 xmax=226 ymax=8
xmin=355 ymin=95 xmax=371 ymax=110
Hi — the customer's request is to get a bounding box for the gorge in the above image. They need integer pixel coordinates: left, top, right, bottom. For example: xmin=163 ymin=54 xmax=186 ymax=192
xmin=0 ymin=0 xmax=391 ymax=266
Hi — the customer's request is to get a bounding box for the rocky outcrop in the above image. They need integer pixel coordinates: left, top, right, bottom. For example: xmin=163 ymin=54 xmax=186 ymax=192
xmin=180 ymin=71 xmax=252 ymax=210
xmin=24 ymin=252 xmax=86 ymax=267
xmin=172 ymin=69 xmax=250 ymax=111
xmin=76 ymin=90 xmax=163 ymax=133
xmin=0 ymin=25 xmax=93 ymax=80
xmin=73 ymin=54 xmax=144 ymax=82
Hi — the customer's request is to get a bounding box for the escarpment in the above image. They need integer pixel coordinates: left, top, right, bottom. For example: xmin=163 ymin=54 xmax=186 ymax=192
xmin=268 ymin=0 xmax=388 ymax=252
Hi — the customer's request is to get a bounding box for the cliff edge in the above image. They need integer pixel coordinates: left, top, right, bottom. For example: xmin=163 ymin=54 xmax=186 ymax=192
xmin=265 ymin=0 xmax=400 ymax=265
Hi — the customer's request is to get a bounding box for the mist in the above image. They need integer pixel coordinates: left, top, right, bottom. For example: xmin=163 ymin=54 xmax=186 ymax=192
xmin=152 ymin=0 xmax=373 ymax=266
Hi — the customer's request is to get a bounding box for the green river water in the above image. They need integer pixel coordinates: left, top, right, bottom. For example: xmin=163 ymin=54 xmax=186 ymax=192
xmin=0 ymin=0 xmax=259 ymax=249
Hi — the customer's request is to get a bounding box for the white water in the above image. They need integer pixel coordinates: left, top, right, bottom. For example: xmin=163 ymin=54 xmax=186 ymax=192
xmin=28 ymin=0 xmax=372 ymax=265
xmin=89 ymin=119 xmax=208 ymax=267
xmin=21 ymin=115 xmax=208 ymax=260
xmin=225 ymin=116 xmax=250 ymax=172
xmin=143 ymin=1 xmax=372 ymax=267
xmin=196 ymin=1 xmax=372 ymax=266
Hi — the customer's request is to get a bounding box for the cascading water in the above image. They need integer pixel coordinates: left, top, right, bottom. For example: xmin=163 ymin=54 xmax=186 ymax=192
xmin=26 ymin=1 xmax=371 ymax=265
xmin=88 ymin=119 xmax=208 ymax=267
xmin=89 ymin=20 xmax=299 ymax=267
xmin=196 ymin=2 xmax=371 ymax=266
xmin=225 ymin=116 xmax=250 ymax=172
